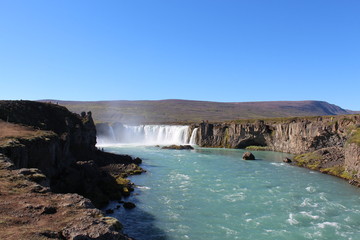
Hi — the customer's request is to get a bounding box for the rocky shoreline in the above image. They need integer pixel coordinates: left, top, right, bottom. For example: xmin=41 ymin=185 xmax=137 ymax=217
xmin=190 ymin=115 xmax=360 ymax=184
xmin=0 ymin=101 xmax=143 ymax=239
xmin=1 ymin=100 xmax=360 ymax=238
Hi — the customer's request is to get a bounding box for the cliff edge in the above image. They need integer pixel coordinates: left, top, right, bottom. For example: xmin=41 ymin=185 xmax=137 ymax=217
xmin=0 ymin=101 xmax=141 ymax=239
xmin=193 ymin=115 xmax=360 ymax=184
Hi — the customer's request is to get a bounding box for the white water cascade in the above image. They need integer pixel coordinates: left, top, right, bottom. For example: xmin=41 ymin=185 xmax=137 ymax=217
xmin=189 ymin=128 xmax=198 ymax=145
xmin=98 ymin=125 xmax=198 ymax=146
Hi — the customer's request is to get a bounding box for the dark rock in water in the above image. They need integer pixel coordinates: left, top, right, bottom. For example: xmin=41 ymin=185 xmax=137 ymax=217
xmin=283 ymin=157 xmax=292 ymax=163
xmin=242 ymin=152 xmax=255 ymax=160
xmin=123 ymin=202 xmax=136 ymax=209
xmin=155 ymin=145 xmax=160 ymax=147
xmin=116 ymin=205 xmax=121 ymax=209
xmin=133 ymin=157 xmax=142 ymax=164
xmin=105 ymin=209 xmax=114 ymax=214
xmin=162 ymin=145 xmax=194 ymax=150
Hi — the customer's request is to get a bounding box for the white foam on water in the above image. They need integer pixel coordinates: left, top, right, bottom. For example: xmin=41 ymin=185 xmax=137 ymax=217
xmin=317 ymin=221 xmax=340 ymax=229
xmin=306 ymin=186 xmax=316 ymax=193
xmin=223 ymin=213 xmax=231 ymax=219
xmin=270 ymin=162 xmax=285 ymax=167
xmin=208 ymin=188 xmax=225 ymax=193
xmin=304 ymin=231 xmax=323 ymax=239
xmin=300 ymin=211 xmax=320 ymax=220
xmin=223 ymin=192 xmax=246 ymax=202
xmin=287 ymin=213 xmax=299 ymax=225
xmin=300 ymin=198 xmax=319 ymax=208
xmin=171 ymin=173 xmax=191 ymax=181
xmin=220 ymin=226 xmax=239 ymax=236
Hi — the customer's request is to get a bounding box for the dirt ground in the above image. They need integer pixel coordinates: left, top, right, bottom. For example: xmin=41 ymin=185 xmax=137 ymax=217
xmin=0 ymin=120 xmax=40 ymax=138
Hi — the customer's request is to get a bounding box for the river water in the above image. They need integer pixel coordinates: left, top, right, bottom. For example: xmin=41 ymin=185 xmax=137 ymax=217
xmin=104 ymin=145 xmax=360 ymax=240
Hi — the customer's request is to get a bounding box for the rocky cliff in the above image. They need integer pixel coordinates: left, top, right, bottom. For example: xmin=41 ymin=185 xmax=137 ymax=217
xmin=0 ymin=101 xmax=142 ymax=239
xmin=193 ymin=115 xmax=360 ymax=181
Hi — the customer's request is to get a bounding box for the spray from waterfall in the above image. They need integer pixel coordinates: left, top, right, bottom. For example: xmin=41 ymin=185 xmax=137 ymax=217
xmin=97 ymin=124 xmax=198 ymax=146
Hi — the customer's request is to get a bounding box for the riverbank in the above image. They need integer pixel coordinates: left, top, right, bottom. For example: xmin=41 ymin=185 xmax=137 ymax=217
xmin=190 ymin=115 xmax=360 ymax=184
xmin=94 ymin=115 xmax=360 ymax=184
xmin=103 ymin=145 xmax=360 ymax=240
xmin=0 ymin=101 xmax=143 ymax=239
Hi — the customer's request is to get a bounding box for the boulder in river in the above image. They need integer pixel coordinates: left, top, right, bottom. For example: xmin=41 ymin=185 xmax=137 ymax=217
xmin=283 ymin=157 xmax=292 ymax=163
xmin=123 ymin=202 xmax=136 ymax=209
xmin=242 ymin=152 xmax=255 ymax=160
xmin=161 ymin=145 xmax=194 ymax=150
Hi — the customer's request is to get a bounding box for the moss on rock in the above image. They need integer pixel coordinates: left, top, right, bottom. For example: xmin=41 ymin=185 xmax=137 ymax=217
xmin=347 ymin=127 xmax=360 ymax=146
xmin=245 ymin=146 xmax=271 ymax=151
xmin=101 ymin=217 xmax=123 ymax=231
xmin=321 ymin=166 xmax=355 ymax=180
xmin=294 ymin=152 xmax=322 ymax=168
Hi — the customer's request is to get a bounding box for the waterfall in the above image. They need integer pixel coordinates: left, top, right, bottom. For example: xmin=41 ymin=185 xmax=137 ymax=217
xmin=108 ymin=125 xmax=117 ymax=142
xmin=189 ymin=128 xmax=198 ymax=145
xmin=98 ymin=124 xmax=193 ymax=145
xmin=96 ymin=124 xmax=117 ymax=144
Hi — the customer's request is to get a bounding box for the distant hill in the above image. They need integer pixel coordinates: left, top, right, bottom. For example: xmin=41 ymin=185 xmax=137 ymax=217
xmin=42 ymin=99 xmax=353 ymax=124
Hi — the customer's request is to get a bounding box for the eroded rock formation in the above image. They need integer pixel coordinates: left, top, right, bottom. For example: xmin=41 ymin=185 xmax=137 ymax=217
xmin=0 ymin=101 xmax=142 ymax=239
xmin=192 ymin=115 xmax=360 ymax=181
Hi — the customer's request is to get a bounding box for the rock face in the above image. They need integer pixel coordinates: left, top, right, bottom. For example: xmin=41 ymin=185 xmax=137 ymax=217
xmin=0 ymin=101 xmax=143 ymax=239
xmin=0 ymin=101 xmax=143 ymax=207
xmin=0 ymin=155 xmax=133 ymax=240
xmin=345 ymin=143 xmax=360 ymax=175
xmin=192 ymin=115 xmax=360 ymax=180
xmin=194 ymin=116 xmax=359 ymax=154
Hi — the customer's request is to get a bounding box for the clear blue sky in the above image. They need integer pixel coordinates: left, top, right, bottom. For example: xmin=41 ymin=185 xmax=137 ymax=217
xmin=0 ymin=0 xmax=359 ymax=110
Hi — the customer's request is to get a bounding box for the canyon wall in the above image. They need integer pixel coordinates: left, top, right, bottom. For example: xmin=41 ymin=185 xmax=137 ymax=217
xmin=193 ymin=115 xmax=360 ymax=178
xmin=0 ymin=101 xmax=142 ymax=239
xmin=0 ymin=101 xmax=142 ymax=206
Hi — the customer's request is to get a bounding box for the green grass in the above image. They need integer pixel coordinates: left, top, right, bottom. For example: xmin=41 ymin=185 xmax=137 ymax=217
xmin=295 ymin=152 xmax=358 ymax=180
xmin=347 ymin=127 xmax=360 ymax=146
xmin=321 ymin=166 xmax=355 ymax=180
xmin=245 ymin=146 xmax=271 ymax=151
xmin=293 ymin=152 xmax=322 ymax=169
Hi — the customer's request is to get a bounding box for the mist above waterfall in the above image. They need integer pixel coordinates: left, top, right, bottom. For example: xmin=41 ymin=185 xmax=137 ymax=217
xmin=97 ymin=124 xmax=198 ymax=146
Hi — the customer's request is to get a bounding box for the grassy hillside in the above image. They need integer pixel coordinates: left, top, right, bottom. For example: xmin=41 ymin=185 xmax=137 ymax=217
xmin=42 ymin=99 xmax=352 ymax=124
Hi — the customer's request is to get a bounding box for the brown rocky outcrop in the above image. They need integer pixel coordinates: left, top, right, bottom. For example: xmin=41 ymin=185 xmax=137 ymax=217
xmin=194 ymin=116 xmax=359 ymax=153
xmin=0 ymin=154 xmax=133 ymax=240
xmin=345 ymin=143 xmax=360 ymax=177
xmin=192 ymin=115 xmax=360 ymax=181
xmin=0 ymin=101 xmax=143 ymax=239
xmin=0 ymin=101 xmax=143 ymax=207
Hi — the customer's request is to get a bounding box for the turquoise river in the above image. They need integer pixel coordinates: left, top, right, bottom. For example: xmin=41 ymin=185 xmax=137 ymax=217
xmin=104 ymin=145 xmax=360 ymax=240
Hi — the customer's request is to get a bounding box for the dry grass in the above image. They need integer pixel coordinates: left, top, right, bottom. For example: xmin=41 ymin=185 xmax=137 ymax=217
xmin=0 ymin=121 xmax=39 ymax=138
xmin=49 ymin=100 xmax=353 ymax=124
xmin=0 ymin=120 xmax=55 ymax=146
